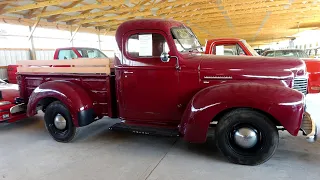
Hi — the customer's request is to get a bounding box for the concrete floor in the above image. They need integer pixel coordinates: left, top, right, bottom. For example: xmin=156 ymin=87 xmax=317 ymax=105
xmin=1 ymin=95 xmax=320 ymax=180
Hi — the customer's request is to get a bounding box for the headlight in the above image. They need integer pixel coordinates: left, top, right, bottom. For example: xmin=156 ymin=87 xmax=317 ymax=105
xmin=0 ymin=101 xmax=11 ymax=106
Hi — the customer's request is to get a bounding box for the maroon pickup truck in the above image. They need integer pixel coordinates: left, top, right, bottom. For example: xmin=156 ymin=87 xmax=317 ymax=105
xmin=16 ymin=19 xmax=317 ymax=165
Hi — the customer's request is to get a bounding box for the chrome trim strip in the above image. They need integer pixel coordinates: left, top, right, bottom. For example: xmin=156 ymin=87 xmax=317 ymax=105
xmin=204 ymin=76 xmax=232 ymax=80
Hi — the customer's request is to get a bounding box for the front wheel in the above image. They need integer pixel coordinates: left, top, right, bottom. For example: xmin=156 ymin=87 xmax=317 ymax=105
xmin=215 ymin=109 xmax=279 ymax=165
xmin=44 ymin=101 xmax=77 ymax=143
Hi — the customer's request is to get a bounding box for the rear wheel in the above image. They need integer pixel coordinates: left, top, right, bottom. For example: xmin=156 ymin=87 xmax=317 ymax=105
xmin=44 ymin=101 xmax=77 ymax=143
xmin=215 ymin=109 xmax=279 ymax=165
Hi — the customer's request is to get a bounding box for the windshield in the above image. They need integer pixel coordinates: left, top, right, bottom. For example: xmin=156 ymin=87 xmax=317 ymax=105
xmin=241 ymin=40 xmax=259 ymax=56
xmin=76 ymin=48 xmax=108 ymax=58
xmin=275 ymin=50 xmax=309 ymax=58
xmin=171 ymin=27 xmax=202 ymax=52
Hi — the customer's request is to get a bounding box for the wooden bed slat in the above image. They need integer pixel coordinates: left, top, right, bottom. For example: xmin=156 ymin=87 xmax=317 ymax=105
xmin=17 ymin=58 xmax=111 ymax=74
xmin=17 ymin=58 xmax=110 ymax=66
xmin=17 ymin=67 xmax=110 ymax=74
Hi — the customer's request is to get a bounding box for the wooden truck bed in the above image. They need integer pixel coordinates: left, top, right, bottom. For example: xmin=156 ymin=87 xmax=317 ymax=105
xmin=16 ymin=59 xmax=117 ymax=118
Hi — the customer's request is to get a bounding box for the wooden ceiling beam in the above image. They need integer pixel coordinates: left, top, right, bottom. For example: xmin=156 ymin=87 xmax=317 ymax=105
xmin=0 ymin=0 xmax=79 ymax=14
xmin=56 ymin=0 xmax=209 ymax=22
xmin=172 ymin=4 xmax=317 ymax=23
xmin=37 ymin=1 xmax=123 ymax=18
xmin=0 ymin=15 xmax=97 ymax=34
xmin=47 ymin=0 xmax=83 ymax=22
xmin=0 ymin=0 xmax=21 ymax=6
xmin=23 ymin=8 xmax=41 ymax=18
xmin=192 ymin=14 xmax=320 ymax=28
xmin=66 ymin=9 xmax=92 ymax=25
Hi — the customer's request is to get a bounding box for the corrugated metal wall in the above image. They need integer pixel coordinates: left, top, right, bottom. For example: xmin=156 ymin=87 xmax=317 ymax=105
xmin=0 ymin=49 xmax=30 ymax=80
xmin=0 ymin=49 xmax=31 ymax=66
xmin=35 ymin=49 xmax=55 ymax=60
xmin=0 ymin=49 xmax=55 ymax=80
xmin=0 ymin=68 xmax=7 ymax=80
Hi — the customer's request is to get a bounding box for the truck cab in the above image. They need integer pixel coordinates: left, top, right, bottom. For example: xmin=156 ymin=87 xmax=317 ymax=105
xmin=54 ymin=47 xmax=108 ymax=60
xmin=17 ymin=19 xmax=317 ymax=166
xmin=204 ymin=38 xmax=259 ymax=56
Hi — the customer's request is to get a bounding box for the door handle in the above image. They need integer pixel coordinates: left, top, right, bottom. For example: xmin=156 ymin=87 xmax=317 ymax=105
xmin=124 ymin=71 xmax=133 ymax=74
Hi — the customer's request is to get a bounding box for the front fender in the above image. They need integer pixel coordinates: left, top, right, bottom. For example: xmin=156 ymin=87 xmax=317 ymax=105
xmin=27 ymin=80 xmax=94 ymax=127
xmin=180 ymin=82 xmax=304 ymax=143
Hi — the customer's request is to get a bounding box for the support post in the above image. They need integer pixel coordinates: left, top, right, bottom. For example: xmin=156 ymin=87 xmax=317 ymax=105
xmin=98 ymin=28 xmax=101 ymax=50
xmin=70 ymin=25 xmax=81 ymax=43
xmin=28 ymin=17 xmax=40 ymax=40
xmin=28 ymin=26 xmax=36 ymax=60
xmin=70 ymin=26 xmax=74 ymax=47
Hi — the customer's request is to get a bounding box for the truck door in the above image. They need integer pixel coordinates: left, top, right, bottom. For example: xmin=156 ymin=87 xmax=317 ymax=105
xmin=118 ymin=30 xmax=180 ymax=124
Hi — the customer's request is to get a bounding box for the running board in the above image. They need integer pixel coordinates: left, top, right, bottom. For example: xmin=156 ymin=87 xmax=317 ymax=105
xmin=109 ymin=123 xmax=180 ymax=137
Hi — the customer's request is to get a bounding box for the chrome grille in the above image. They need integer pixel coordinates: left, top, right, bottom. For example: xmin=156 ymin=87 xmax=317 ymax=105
xmin=293 ymin=78 xmax=308 ymax=95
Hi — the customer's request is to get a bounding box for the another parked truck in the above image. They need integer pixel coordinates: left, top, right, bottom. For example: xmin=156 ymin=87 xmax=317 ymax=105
xmin=205 ymin=38 xmax=320 ymax=94
xmin=7 ymin=47 xmax=109 ymax=84
xmin=16 ymin=19 xmax=317 ymax=165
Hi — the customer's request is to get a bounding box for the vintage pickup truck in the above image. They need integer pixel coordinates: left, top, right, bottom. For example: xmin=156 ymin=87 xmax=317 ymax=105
xmin=205 ymin=38 xmax=320 ymax=94
xmin=16 ymin=19 xmax=317 ymax=165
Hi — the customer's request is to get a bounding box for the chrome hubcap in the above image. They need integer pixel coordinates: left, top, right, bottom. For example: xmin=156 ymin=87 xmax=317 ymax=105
xmin=54 ymin=114 xmax=67 ymax=130
xmin=234 ymin=127 xmax=258 ymax=149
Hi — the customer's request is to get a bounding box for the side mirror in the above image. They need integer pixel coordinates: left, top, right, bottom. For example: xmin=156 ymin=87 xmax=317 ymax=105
xmin=160 ymin=52 xmax=170 ymax=62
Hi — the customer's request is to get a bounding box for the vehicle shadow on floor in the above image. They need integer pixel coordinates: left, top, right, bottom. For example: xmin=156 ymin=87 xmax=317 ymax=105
xmin=0 ymin=116 xmax=44 ymax=132
xmin=74 ymin=119 xmax=226 ymax=163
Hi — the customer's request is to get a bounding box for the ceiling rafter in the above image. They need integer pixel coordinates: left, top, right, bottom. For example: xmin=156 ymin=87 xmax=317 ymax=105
xmin=0 ymin=0 xmax=79 ymax=14
xmin=37 ymin=1 xmax=124 ymax=18
xmin=0 ymin=0 xmax=319 ymax=45
xmin=47 ymin=0 xmax=84 ymax=22
xmin=55 ymin=0 xmax=209 ymax=22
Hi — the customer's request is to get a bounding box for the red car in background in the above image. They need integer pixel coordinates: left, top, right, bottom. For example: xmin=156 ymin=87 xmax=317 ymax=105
xmin=0 ymin=79 xmax=27 ymax=123
xmin=53 ymin=47 xmax=108 ymax=60
xmin=7 ymin=47 xmax=110 ymax=84
xmin=204 ymin=38 xmax=320 ymax=94
xmin=262 ymin=49 xmax=320 ymax=93
xmin=204 ymin=38 xmax=260 ymax=56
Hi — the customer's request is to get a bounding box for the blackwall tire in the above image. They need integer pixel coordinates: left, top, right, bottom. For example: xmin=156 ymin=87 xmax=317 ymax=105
xmin=215 ymin=109 xmax=279 ymax=165
xmin=44 ymin=101 xmax=77 ymax=143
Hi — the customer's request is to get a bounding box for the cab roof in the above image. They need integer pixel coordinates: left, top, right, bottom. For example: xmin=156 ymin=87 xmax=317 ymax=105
xmin=206 ymin=38 xmax=244 ymax=44
xmin=115 ymin=19 xmax=185 ymax=50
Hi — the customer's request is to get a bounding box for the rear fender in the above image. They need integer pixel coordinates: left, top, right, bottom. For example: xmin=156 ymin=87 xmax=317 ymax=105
xmin=27 ymin=80 xmax=94 ymax=127
xmin=179 ymin=82 xmax=304 ymax=143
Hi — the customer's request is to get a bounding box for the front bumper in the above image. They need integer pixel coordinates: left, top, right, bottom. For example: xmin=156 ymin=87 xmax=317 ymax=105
xmin=301 ymin=112 xmax=318 ymax=143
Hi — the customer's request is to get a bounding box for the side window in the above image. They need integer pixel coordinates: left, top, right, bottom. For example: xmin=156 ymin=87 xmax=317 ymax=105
xmin=58 ymin=50 xmax=78 ymax=60
xmin=214 ymin=44 xmax=245 ymax=56
xmin=265 ymin=51 xmax=275 ymax=57
xmin=274 ymin=51 xmax=283 ymax=57
xmin=127 ymin=33 xmax=168 ymax=58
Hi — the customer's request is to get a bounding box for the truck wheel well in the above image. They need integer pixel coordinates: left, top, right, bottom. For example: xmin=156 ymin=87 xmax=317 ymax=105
xmin=212 ymin=107 xmax=281 ymax=126
xmin=38 ymin=97 xmax=59 ymax=112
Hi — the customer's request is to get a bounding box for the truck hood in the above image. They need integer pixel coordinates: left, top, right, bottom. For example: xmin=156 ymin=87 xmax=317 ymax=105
xmin=186 ymin=54 xmax=306 ymax=80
